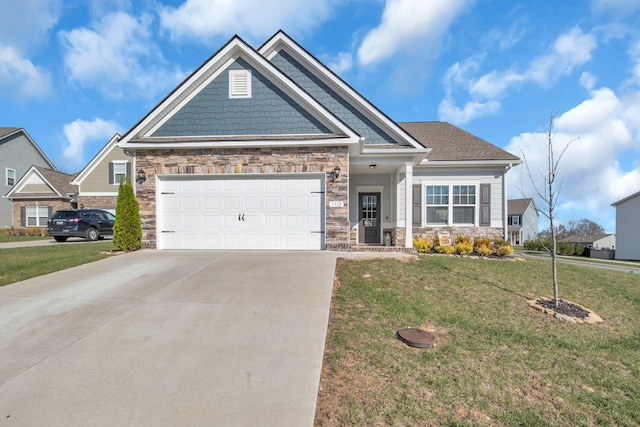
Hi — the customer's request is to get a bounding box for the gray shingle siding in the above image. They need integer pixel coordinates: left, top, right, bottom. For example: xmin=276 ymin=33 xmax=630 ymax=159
xmin=153 ymin=58 xmax=331 ymax=137
xmin=1 ymin=132 xmax=54 ymax=227
xmin=270 ymin=51 xmax=399 ymax=145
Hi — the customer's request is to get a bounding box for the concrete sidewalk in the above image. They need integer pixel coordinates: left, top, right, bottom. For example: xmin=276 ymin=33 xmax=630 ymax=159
xmin=0 ymin=250 xmax=336 ymax=426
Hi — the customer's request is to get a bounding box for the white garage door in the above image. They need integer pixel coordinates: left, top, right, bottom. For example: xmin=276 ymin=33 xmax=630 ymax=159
xmin=157 ymin=175 xmax=325 ymax=250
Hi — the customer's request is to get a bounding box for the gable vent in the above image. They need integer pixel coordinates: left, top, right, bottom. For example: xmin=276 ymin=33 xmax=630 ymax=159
xmin=229 ymin=69 xmax=251 ymax=98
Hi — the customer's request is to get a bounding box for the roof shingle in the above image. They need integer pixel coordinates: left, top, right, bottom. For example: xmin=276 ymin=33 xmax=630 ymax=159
xmin=398 ymin=121 xmax=520 ymax=162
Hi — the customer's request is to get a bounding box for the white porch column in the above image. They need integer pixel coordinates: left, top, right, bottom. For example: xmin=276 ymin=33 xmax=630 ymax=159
xmin=404 ymin=162 xmax=413 ymax=248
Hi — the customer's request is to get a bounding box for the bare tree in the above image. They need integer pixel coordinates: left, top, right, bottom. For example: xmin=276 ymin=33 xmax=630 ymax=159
xmin=520 ymin=115 xmax=577 ymax=307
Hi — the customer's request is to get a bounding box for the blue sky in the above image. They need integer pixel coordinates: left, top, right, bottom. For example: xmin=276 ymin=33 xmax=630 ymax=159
xmin=2 ymin=0 xmax=639 ymax=232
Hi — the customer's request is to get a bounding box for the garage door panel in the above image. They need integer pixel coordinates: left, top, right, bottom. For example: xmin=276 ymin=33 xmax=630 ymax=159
xmin=158 ymin=175 xmax=324 ymax=250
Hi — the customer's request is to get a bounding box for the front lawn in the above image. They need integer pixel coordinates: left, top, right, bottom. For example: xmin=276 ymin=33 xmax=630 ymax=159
xmin=315 ymin=255 xmax=640 ymax=426
xmin=0 ymin=242 xmax=115 ymax=286
xmin=0 ymin=233 xmax=51 ymax=243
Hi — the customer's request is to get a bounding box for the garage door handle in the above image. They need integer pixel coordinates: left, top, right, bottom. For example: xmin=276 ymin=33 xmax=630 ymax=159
xmin=242 ymin=214 xmax=245 ymax=221
xmin=162 ymin=230 xmax=175 ymax=233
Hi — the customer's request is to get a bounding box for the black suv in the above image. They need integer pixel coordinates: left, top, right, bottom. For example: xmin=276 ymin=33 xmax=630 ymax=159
xmin=47 ymin=209 xmax=115 ymax=242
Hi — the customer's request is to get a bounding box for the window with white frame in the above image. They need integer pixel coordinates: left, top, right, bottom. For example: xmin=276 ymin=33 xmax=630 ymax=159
xmin=113 ymin=161 xmax=127 ymax=184
xmin=27 ymin=206 xmax=49 ymax=227
xmin=229 ymin=69 xmax=251 ymax=98
xmin=6 ymin=168 xmax=15 ymax=186
xmin=425 ymin=184 xmax=477 ymax=226
xmin=426 ymin=185 xmax=449 ymax=225
xmin=452 ymin=185 xmax=476 ymax=224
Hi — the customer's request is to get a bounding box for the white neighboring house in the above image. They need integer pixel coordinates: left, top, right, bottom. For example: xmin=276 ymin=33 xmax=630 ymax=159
xmin=612 ymin=190 xmax=640 ymax=260
xmin=558 ymin=234 xmax=616 ymax=250
xmin=507 ymin=198 xmax=538 ymax=245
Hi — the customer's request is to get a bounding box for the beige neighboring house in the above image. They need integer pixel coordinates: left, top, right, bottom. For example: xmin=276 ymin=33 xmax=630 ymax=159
xmin=71 ymin=134 xmax=133 ymax=213
xmin=4 ymin=166 xmax=78 ymax=229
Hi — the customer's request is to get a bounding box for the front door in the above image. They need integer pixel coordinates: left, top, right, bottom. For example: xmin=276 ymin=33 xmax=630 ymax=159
xmin=359 ymin=193 xmax=381 ymax=244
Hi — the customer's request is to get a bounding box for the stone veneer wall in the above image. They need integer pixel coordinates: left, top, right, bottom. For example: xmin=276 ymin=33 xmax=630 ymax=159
xmin=77 ymin=196 xmax=117 ymax=210
xmin=135 ymin=146 xmax=349 ymax=249
xmin=412 ymin=226 xmax=504 ymax=243
xmin=11 ymin=200 xmax=73 ymax=228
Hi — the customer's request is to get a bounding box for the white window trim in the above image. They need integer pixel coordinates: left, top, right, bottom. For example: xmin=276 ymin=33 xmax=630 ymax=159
xmin=421 ymin=181 xmax=479 ymax=227
xmin=511 ymin=215 xmax=520 ymax=226
xmin=26 ymin=205 xmax=49 ymax=227
xmin=6 ymin=168 xmax=16 ymax=186
xmin=113 ymin=161 xmax=127 ymax=185
xmin=229 ymin=69 xmax=252 ymax=99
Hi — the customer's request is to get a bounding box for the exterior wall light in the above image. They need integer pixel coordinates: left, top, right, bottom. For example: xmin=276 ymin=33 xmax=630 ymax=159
xmin=136 ymin=169 xmax=147 ymax=184
xmin=369 ymin=164 xmax=377 ymax=170
xmin=328 ymin=165 xmax=341 ymax=182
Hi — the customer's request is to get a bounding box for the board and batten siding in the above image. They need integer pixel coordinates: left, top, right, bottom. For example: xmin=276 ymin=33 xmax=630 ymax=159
xmin=615 ymin=194 xmax=640 ymax=260
xmin=412 ymin=168 xmax=504 ymax=228
xmin=80 ymin=146 xmax=132 ymax=193
xmin=0 ymin=132 xmax=54 ymax=227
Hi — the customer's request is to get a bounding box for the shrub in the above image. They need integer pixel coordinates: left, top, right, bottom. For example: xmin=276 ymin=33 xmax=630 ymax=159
xmin=413 ymin=236 xmax=433 ymax=253
xmin=493 ymin=238 xmax=514 ymax=257
xmin=435 ymin=244 xmax=457 ymax=255
xmin=454 ymin=236 xmax=473 ymax=255
xmin=496 ymin=244 xmax=514 ymax=257
xmin=5 ymin=227 xmax=14 ymax=236
xmin=473 ymin=237 xmax=493 ymax=256
xmin=557 ymin=242 xmax=575 ymax=256
xmin=113 ymin=178 xmax=142 ymax=252
xmin=574 ymin=245 xmax=585 ymax=256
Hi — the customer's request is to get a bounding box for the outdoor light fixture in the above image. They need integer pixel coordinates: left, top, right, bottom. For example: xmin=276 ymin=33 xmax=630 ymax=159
xmin=328 ymin=165 xmax=341 ymax=182
xmin=369 ymin=164 xmax=377 ymax=170
xmin=136 ymin=168 xmax=147 ymax=184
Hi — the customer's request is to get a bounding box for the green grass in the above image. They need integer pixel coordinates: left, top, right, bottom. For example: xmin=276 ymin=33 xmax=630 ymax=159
xmin=0 ymin=242 xmax=116 ymax=286
xmin=315 ymin=255 xmax=640 ymax=426
xmin=0 ymin=233 xmax=51 ymax=243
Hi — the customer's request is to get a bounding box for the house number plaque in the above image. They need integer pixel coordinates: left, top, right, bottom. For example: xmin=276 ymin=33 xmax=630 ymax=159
xmin=329 ymin=201 xmax=344 ymax=208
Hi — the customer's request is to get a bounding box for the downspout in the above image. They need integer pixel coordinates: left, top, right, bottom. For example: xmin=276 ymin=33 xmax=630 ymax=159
xmin=503 ymin=164 xmax=512 ymax=240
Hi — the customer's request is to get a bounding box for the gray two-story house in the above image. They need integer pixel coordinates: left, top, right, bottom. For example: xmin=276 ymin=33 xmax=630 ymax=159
xmin=507 ymin=198 xmax=538 ymax=245
xmin=1 ymin=128 xmax=57 ymax=228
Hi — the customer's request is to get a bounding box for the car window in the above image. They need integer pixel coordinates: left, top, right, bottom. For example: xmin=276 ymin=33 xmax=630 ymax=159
xmin=52 ymin=211 xmax=76 ymax=219
xmin=105 ymin=212 xmax=116 ymax=221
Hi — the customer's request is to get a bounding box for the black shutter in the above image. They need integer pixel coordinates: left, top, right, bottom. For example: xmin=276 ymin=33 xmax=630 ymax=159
xmin=412 ymin=185 xmax=422 ymax=226
xmin=480 ymin=184 xmax=491 ymax=226
xmin=20 ymin=206 xmax=26 ymax=227
xmin=108 ymin=163 xmax=114 ymax=184
xmin=125 ymin=163 xmax=132 ymax=180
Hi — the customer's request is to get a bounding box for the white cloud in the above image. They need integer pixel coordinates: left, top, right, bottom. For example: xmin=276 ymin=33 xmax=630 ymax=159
xmin=439 ymin=27 xmax=598 ymax=124
xmin=62 ymin=118 xmax=120 ymax=169
xmin=0 ymin=46 xmax=51 ymax=99
xmin=526 ymin=27 xmax=597 ymax=87
xmin=357 ymin=0 xmax=472 ymax=66
xmin=0 ymin=0 xmax=62 ymax=51
xmin=438 ymin=98 xmax=500 ymax=125
xmin=592 ymin=0 xmax=640 ymax=15
xmin=327 ymin=52 xmax=353 ymax=74
xmin=506 ymin=85 xmax=640 ymax=228
xmin=60 ymin=12 xmax=185 ymax=99
xmin=159 ymin=0 xmax=337 ymax=43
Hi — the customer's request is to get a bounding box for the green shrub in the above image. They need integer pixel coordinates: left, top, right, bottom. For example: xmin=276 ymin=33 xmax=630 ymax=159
xmin=475 ymin=245 xmax=493 ymax=257
xmin=113 ymin=178 xmax=142 ymax=252
xmin=412 ymin=236 xmax=433 ymax=253
xmin=574 ymin=245 xmax=585 ymax=256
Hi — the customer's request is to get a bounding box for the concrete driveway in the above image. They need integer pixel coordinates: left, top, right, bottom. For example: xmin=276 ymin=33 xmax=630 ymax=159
xmin=0 ymin=250 xmax=337 ymax=426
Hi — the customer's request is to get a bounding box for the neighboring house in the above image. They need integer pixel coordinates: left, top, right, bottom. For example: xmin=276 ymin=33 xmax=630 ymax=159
xmin=558 ymin=234 xmax=616 ymax=250
xmin=71 ymin=134 xmax=133 ymax=213
xmin=114 ymin=31 xmax=520 ymax=250
xmin=507 ymin=198 xmax=538 ymax=245
xmin=0 ymin=128 xmax=57 ymax=228
xmin=4 ymin=166 xmax=78 ymax=229
xmin=612 ymin=190 xmax=640 ymax=260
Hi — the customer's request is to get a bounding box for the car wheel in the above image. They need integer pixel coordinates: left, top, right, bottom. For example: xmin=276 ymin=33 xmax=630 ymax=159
xmin=54 ymin=236 xmax=68 ymax=242
xmin=86 ymin=228 xmax=99 ymax=241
